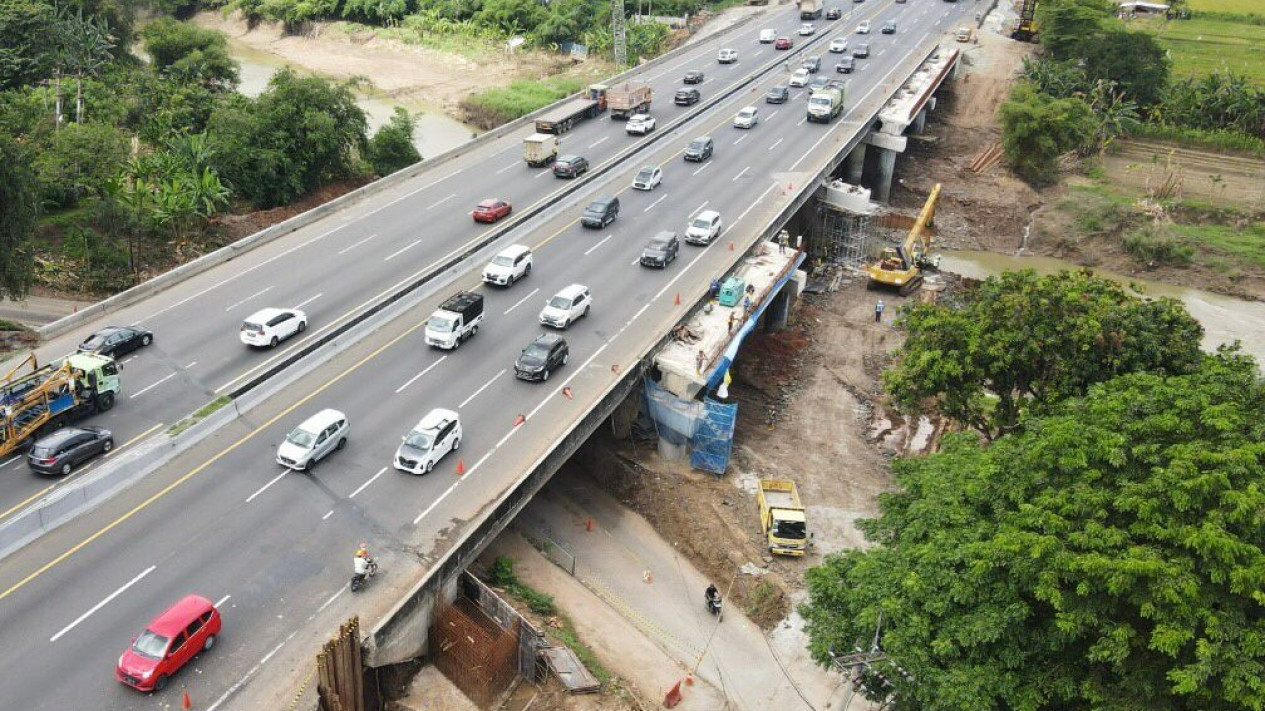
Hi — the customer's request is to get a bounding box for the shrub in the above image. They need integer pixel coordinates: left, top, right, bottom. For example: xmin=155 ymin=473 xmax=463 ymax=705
xmin=1123 ymin=222 xmax=1194 ymax=266
xmin=460 ymin=78 xmax=585 ymax=130
xmin=367 ymin=107 xmax=421 ymax=176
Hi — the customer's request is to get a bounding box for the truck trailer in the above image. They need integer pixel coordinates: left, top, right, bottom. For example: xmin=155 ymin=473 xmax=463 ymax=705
xmin=608 ymin=82 xmax=653 ymax=120
xmin=523 ymin=133 xmax=559 ymax=167
xmin=799 ymin=0 xmax=823 ymax=20
xmin=535 ymin=85 xmax=610 ymax=134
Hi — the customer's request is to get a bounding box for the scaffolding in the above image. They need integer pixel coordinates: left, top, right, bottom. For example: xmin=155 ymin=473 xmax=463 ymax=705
xmin=689 ymin=397 xmax=737 ymax=474
xmin=808 ymin=202 xmax=873 ymax=270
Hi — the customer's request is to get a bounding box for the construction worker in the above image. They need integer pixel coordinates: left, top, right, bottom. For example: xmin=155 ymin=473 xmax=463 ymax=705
xmin=875 ymin=299 xmax=885 ymax=323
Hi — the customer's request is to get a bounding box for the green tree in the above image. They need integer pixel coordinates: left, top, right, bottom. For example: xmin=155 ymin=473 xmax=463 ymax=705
xmin=803 ymin=350 xmax=1265 ymax=711
xmin=141 ymin=18 xmax=239 ymax=91
xmin=0 ymin=0 xmax=58 ymax=89
xmin=1078 ymin=30 xmax=1169 ymax=109
xmin=32 ymin=121 xmax=129 ymax=207
xmin=883 ymin=269 xmax=1203 ymax=440
xmin=54 ymin=6 xmax=116 ymax=123
xmin=0 ymin=135 xmax=38 ymax=299
xmin=999 ymin=82 xmax=1096 ymax=184
xmin=474 ymin=0 xmax=544 ymax=34
xmin=367 ymin=107 xmax=421 ymax=176
xmin=207 ymin=68 xmax=367 ymax=208
xmin=1035 ymin=0 xmax=1113 ymax=59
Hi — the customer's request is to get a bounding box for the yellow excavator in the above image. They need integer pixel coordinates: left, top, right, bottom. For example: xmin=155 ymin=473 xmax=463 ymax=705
xmin=865 ymin=183 xmax=941 ymax=296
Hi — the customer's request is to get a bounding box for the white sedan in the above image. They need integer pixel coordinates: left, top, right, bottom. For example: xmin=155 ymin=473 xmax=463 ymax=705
xmin=856 ymin=20 xmax=871 ymax=34
xmin=829 ymin=37 xmax=849 ymax=53
xmin=798 ymin=23 xmax=817 ymax=36
xmin=626 ymin=114 xmax=656 ymax=135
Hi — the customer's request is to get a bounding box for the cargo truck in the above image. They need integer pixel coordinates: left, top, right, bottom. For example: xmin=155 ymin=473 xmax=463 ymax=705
xmin=523 ymin=133 xmax=559 ymax=167
xmin=806 ymin=83 xmax=845 ymax=123
xmin=0 ymin=352 xmax=121 ymax=457
xmin=535 ymin=85 xmax=610 ymax=134
xmin=757 ymin=479 xmax=809 ymax=556
xmin=608 ymin=82 xmax=653 ymax=120
xmin=799 ymin=0 xmax=822 ymax=20
xmin=425 ymin=292 xmax=485 ymax=349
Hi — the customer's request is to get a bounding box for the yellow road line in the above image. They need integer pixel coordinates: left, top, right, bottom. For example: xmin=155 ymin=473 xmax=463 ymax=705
xmin=0 ymin=318 xmax=429 ymax=602
xmin=112 ymin=423 xmax=163 ymax=455
xmin=0 ymin=485 xmax=55 ymax=525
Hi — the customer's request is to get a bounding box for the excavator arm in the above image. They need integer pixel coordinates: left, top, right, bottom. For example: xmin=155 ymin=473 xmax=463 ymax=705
xmin=865 ymin=184 xmax=940 ymax=295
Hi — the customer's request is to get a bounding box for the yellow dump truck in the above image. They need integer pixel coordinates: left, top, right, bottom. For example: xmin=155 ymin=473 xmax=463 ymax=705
xmin=757 ymin=479 xmax=809 ymax=556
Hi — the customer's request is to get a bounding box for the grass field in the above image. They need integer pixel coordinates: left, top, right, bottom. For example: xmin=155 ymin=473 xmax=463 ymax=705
xmin=1130 ymin=15 xmax=1265 ymax=86
xmin=1186 ymin=0 xmax=1264 ymax=14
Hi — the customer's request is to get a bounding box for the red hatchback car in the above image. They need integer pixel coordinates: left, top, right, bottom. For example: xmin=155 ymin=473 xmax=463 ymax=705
xmin=473 ymin=198 xmax=512 ymax=223
xmin=116 ymin=595 xmax=222 ymax=692
xmin=775 ymin=37 xmax=793 ymax=50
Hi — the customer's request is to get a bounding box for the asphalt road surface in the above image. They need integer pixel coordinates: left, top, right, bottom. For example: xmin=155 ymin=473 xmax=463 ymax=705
xmin=0 ymin=1 xmax=973 ymax=707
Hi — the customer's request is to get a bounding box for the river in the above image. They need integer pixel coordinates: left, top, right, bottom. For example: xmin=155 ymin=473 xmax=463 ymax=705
xmin=226 ymin=36 xmax=477 ymax=159
xmin=940 ymin=250 xmax=1265 ymax=364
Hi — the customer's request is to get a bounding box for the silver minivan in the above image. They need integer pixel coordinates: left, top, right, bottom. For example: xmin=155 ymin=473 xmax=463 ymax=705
xmin=276 ymin=409 xmax=349 ymax=472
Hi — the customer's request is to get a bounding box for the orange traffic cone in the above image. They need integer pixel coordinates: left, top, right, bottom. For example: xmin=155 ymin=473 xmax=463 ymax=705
xmin=513 ymin=414 xmax=526 ymax=427
xmin=456 ymin=459 xmax=465 ymax=476
xmin=685 ymin=675 xmax=695 ymax=686
xmin=664 ymin=680 xmax=683 ymax=708
xmin=729 ymin=241 xmax=735 ymax=251
xmin=586 ymin=518 xmax=594 ymax=532
xmin=674 ymin=292 xmax=681 ymax=306
xmin=562 ymin=386 xmax=573 ymax=400
xmin=183 ymin=690 xmax=192 ymax=710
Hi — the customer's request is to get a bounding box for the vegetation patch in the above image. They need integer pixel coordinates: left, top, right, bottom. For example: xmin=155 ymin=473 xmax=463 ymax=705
xmin=167 ymin=395 xmax=233 ymax=437
xmin=1131 ymin=15 xmax=1265 ymax=86
xmin=460 ymin=78 xmax=586 ymax=130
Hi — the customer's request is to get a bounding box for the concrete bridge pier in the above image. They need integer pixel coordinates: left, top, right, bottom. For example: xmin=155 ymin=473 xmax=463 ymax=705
xmin=845 ymin=144 xmax=867 ymax=183
xmin=911 ymin=108 xmax=927 ymax=135
xmin=764 ymin=288 xmax=792 ymax=333
xmin=865 ymin=132 xmax=908 ymax=203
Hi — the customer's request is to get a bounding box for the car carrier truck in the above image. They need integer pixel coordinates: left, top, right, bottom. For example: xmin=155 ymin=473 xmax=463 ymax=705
xmin=0 ymin=352 xmax=121 ymax=457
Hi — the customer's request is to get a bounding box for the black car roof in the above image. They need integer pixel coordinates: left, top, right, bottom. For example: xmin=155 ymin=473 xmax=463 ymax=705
xmin=533 ymin=333 xmax=565 ymax=347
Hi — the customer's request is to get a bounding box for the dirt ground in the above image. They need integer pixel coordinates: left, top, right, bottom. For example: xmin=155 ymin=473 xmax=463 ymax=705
xmin=580 ymin=279 xmax=939 ymax=632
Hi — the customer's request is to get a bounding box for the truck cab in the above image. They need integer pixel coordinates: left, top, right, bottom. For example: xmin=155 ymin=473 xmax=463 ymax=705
xmin=425 ymin=292 xmax=485 ymax=350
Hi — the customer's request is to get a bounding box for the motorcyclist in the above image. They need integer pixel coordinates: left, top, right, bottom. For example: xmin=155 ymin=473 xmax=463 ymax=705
xmin=705 ymin=583 xmax=721 ymax=610
xmin=354 ymin=543 xmax=374 ymax=578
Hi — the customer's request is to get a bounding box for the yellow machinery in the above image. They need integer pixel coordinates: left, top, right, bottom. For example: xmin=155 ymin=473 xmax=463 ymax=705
xmin=0 ymin=352 xmax=121 ymax=457
xmin=865 ymin=183 xmax=942 ymax=296
xmin=1011 ymin=0 xmax=1038 ymax=41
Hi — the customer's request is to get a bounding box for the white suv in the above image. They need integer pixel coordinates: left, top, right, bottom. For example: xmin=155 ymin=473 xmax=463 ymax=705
xmin=717 ymin=48 xmax=738 ymax=63
xmin=789 ymin=68 xmax=811 ymax=87
xmin=394 ymin=408 xmax=461 ymax=475
xmin=625 ymin=114 xmax=656 ymax=135
xmin=685 ymin=210 xmax=723 ymax=246
xmin=276 ymin=409 xmax=348 ymax=472
xmin=482 ymin=244 xmax=533 ymax=286
xmin=540 ymin=284 xmax=592 ymax=329
xmin=734 ymin=106 xmax=759 ymax=129
xmin=799 ymin=23 xmax=816 ymax=36
xmin=829 ymin=37 xmax=849 ymax=53
xmin=240 ymin=307 xmax=307 ymax=348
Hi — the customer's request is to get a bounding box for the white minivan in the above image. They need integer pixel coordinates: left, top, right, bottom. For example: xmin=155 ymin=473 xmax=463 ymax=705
xmin=394 ymin=409 xmax=462 ymax=475
xmin=789 ymin=68 xmax=811 ymax=87
xmin=241 ymin=307 xmax=307 ymax=348
xmin=759 ymin=28 xmax=777 ymax=43
xmin=540 ymin=284 xmax=592 ymax=329
xmin=276 ymin=409 xmax=348 ymax=472
xmin=717 ymin=48 xmax=738 ymax=64
xmin=482 ymin=244 xmax=533 ymax=287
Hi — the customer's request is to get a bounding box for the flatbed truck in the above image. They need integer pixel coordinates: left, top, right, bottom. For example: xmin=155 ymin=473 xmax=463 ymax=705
xmin=534 ymin=85 xmax=610 ymax=134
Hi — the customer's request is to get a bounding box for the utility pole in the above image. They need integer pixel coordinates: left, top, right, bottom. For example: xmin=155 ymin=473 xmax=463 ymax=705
xmin=612 ymin=0 xmax=628 ymax=69
xmin=829 ymin=613 xmax=908 ymax=710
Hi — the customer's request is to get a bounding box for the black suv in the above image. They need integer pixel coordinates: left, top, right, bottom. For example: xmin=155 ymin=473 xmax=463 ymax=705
xmin=28 ymin=426 xmax=113 ymax=475
xmin=640 ymin=231 xmax=680 ymax=268
xmin=836 ymin=57 xmax=855 ymax=73
xmin=825 ymin=6 xmax=841 ymax=19
xmin=515 ymin=334 xmax=569 ymax=382
xmin=552 ymin=154 xmax=589 ymax=178
xmin=675 ymin=88 xmax=701 ymax=106
xmin=581 ymin=195 xmax=620 ymax=228
xmin=683 ymin=70 xmax=704 ymax=84
xmin=802 ymin=56 xmax=821 ymax=73
xmin=684 ymin=136 xmax=714 ymax=162
xmin=765 ymin=85 xmax=790 ymax=104
xmin=882 ymin=20 xmax=896 ymax=34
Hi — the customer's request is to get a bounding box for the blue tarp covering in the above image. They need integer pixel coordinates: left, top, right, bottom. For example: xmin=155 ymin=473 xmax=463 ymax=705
xmin=690 ymin=397 xmax=738 ymax=474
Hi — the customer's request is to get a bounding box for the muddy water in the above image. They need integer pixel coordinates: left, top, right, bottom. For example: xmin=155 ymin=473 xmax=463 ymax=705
xmin=939 ymin=251 xmax=1265 ymax=364
xmin=227 ymin=37 xmax=476 ymax=159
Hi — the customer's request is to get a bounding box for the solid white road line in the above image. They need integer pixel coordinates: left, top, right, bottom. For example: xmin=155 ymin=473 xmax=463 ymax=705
xmin=461 ymin=369 xmax=505 ymax=408
xmin=224 ymin=286 xmax=274 ymax=313
xmin=383 ymin=239 xmax=421 ymax=262
xmin=732 ymin=166 xmax=750 ymax=182
xmin=504 ymin=288 xmax=540 ymax=315
xmin=643 ymin=194 xmax=669 ymax=213
xmin=215 ymin=594 xmax=231 ymax=608
xmin=689 ymin=201 xmax=709 ymax=218
xmin=293 ymin=292 xmax=323 ymax=310
xmin=337 ymin=233 xmax=378 ymax=255
xmin=51 ymin=565 xmax=156 ymax=642
xmin=734 ymin=183 xmax=779 ymax=226
xmin=245 ymin=470 xmax=289 ymax=504
xmin=349 ymin=467 xmax=388 ymax=499
xmin=584 ymin=235 xmax=614 ymax=256
xmin=693 ymin=162 xmax=712 ymax=176
xmin=426 ymin=193 xmax=457 ymax=211
xmin=395 ymin=356 xmax=447 ymax=394
xmin=769 ymin=137 xmax=784 ymax=151
xmin=0 ymin=455 xmax=21 ymax=468
xmin=129 ymin=373 xmax=175 ymax=400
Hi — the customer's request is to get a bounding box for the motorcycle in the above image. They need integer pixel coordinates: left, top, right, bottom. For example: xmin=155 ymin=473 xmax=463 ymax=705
xmin=350 ymin=556 xmax=378 ymax=593
xmin=705 ymin=592 xmax=723 ymax=622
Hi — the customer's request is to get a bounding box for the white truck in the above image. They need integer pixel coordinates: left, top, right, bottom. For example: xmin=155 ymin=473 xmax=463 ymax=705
xmin=806 ymin=82 xmax=845 ymax=123
xmin=523 ymin=133 xmax=559 ymax=167
xmin=424 ymin=291 xmax=484 ymax=349
xmin=799 ymin=0 xmax=822 ymax=20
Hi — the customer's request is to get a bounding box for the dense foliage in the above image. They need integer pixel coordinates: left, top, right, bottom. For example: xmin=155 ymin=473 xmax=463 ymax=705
xmin=884 ymin=270 xmax=1204 ymax=440
xmin=367 ymin=107 xmax=422 ymax=176
xmin=998 ymin=84 xmax=1096 ymax=183
xmin=0 ymin=0 xmax=420 ymax=293
xmin=803 ymin=349 xmax=1265 ymax=711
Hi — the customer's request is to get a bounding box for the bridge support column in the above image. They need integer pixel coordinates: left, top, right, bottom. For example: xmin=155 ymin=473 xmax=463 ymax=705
xmin=864 ymin=132 xmax=907 ymax=204
xmin=874 ymin=147 xmax=897 ymax=203
xmin=845 ymin=144 xmax=867 ymax=183
xmin=912 ymin=108 xmax=927 ymax=135
xmin=764 ymin=288 xmax=792 ymax=333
